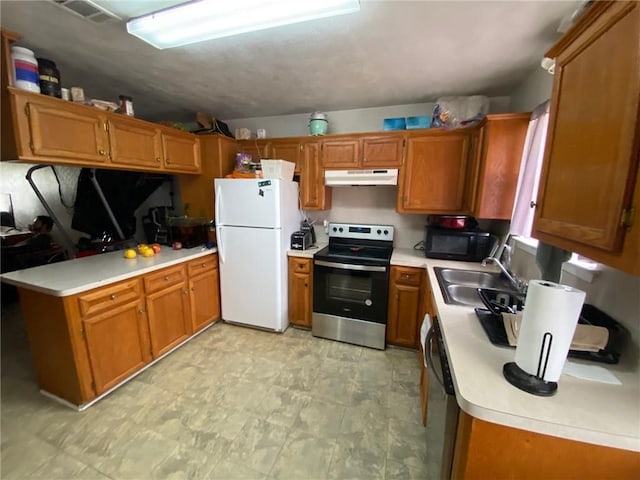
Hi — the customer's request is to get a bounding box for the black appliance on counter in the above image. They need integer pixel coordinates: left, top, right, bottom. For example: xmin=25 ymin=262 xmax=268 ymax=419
xmin=424 ymin=227 xmax=496 ymax=262
xmin=312 ymin=222 xmax=394 ymax=350
xmin=291 ymin=230 xmax=313 ymax=250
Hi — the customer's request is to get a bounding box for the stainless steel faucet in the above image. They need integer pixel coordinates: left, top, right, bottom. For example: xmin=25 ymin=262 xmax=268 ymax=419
xmin=482 ymin=256 xmax=526 ymax=293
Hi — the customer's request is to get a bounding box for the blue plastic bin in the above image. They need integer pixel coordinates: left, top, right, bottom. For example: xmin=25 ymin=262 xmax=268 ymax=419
xmin=383 ymin=117 xmax=406 ymax=131
xmin=406 ymin=115 xmax=432 ymax=129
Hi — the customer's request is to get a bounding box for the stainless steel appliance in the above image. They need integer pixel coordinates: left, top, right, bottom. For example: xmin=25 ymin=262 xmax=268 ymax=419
xmin=312 ymin=222 xmax=394 ymax=350
xmin=424 ymin=315 xmax=459 ymax=480
xmin=424 ymin=227 xmax=496 ymax=262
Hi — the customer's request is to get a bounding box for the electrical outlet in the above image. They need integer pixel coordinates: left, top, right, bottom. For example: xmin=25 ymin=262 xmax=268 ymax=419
xmin=323 ymin=219 xmax=329 ymax=233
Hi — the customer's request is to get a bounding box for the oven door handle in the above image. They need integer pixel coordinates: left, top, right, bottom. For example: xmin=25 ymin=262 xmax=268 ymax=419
xmin=426 ymin=325 xmax=445 ymax=389
xmin=314 ymin=260 xmax=386 ymax=272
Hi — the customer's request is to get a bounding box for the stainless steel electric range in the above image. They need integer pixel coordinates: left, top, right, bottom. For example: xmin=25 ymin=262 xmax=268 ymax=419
xmin=312 ymin=222 xmax=394 ymax=350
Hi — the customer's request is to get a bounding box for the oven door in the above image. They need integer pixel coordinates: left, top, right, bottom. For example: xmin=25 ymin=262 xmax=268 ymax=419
xmin=313 ymin=259 xmax=389 ymax=324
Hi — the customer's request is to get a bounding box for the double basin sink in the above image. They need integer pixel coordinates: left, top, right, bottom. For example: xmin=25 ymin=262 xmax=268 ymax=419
xmin=434 ymin=267 xmax=518 ymax=308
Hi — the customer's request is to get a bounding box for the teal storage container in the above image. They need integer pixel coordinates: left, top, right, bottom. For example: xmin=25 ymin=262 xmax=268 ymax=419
xmin=406 ymin=115 xmax=432 ymax=129
xmin=309 ymin=118 xmax=328 ymax=135
xmin=383 ymin=117 xmax=406 ymax=131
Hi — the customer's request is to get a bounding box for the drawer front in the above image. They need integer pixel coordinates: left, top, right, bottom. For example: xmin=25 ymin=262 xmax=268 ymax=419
xmin=187 ymin=254 xmax=217 ymax=277
xmin=393 ymin=266 xmax=423 ymax=286
xmin=78 ymin=279 xmax=142 ymax=317
xmin=144 ymin=265 xmax=187 ymax=294
xmin=290 ymin=257 xmax=311 ymax=274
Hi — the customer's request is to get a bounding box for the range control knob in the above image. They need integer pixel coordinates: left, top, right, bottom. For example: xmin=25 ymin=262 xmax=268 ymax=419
xmin=383 ymin=229 xmax=389 ymax=235
xmin=338 ymin=227 xmax=343 ymax=232
xmin=332 ymin=227 xmax=337 ymax=232
xmin=377 ymin=229 xmax=382 ymax=235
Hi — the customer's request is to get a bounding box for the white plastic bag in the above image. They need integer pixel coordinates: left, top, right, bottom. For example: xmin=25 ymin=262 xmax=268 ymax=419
xmin=432 ymin=95 xmax=489 ymax=128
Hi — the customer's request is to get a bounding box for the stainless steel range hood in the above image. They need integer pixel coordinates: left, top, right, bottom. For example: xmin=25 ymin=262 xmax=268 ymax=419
xmin=324 ymin=169 xmax=398 ymax=186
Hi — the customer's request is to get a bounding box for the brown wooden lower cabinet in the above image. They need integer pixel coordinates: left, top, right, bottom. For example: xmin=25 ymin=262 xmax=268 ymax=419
xmin=83 ymin=298 xmax=151 ymax=395
xmin=386 ymin=265 xmax=424 ymax=348
xmin=188 ymin=256 xmax=221 ymax=332
xmin=452 ymin=410 xmax=640 ymax=479
xmin=288 ymin=257 xmax=313 ymax=328
xmin=145 ymin=279 xmax=192 ymax=358
xmin=15 ymin=253 xmax=220 ymax=407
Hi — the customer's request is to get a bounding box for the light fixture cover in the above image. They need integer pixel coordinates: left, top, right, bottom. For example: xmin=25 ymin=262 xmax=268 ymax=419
xmin=126 ymin=0 xmax=360 ymax=49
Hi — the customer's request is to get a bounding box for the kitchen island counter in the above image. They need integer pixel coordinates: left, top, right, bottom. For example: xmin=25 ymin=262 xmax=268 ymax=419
xmin=1 ymin=247 xmax=217 ymax=297
xmin=1 ymin=246 xmax=221 ymax=409
xmin=391 ymin=248 xmax=640 ymax=453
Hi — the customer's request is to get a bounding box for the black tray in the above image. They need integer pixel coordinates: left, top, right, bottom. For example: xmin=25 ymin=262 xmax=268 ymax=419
xmin=475 ymin=304 xmax=627 ymax=364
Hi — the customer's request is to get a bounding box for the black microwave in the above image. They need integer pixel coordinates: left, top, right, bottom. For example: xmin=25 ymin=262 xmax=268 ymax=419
xmin=424 ymin=227 xmax=495 ymax=262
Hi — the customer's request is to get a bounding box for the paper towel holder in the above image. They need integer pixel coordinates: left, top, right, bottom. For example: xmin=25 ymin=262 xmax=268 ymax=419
xmin=504 ymin=329 xmax=558 ymax=396
xmin=503 ymin=362 xmax=558 ymax=396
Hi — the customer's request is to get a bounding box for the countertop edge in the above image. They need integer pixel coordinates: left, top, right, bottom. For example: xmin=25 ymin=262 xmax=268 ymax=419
xmin=455 ymin=394 xmax=640 ymax=452
xmin=1 ymin=248 xmax=217 ymax=297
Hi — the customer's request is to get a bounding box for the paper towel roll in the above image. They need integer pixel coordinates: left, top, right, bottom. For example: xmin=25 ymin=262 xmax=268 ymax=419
xmin=514 ymin=280 xmax=586 ymax=382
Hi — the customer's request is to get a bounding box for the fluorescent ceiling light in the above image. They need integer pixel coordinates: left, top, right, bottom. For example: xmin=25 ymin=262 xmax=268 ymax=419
xmin=126 ymin=0 xmax=360 ymax=49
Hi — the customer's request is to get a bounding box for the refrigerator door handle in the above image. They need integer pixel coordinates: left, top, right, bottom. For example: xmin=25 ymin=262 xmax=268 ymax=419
xmin=217 ymin=227 xmax=225 ymax=264
xmin=215 ymin=185 xmax=225 ymax=264
xmin=215 ymin=184 xmax=222 ymax=225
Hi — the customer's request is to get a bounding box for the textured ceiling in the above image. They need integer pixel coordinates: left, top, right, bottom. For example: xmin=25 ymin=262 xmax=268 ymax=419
xmin=0 ymin=0 xmax=580 ymax=123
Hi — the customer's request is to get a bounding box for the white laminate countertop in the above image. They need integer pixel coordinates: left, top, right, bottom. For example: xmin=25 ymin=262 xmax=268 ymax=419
xmin=287 ymin=242 xmax=327 ymax=259
xmin=0 ymin=247 xmax=217 ymax=297
xmin=391 ymin=248 xmax=640 ymax=452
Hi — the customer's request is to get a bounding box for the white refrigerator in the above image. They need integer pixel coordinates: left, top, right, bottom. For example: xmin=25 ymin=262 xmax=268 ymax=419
xmin=214 ymin=178 xmax=300 ymax=331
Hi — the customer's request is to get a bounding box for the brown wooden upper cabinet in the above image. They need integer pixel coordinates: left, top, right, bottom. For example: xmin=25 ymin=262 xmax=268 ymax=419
xmin=108 ymin=114 xmax=164 ymax=169
xmin=237 ymin=139 xmax=270 ymax=162
xmin=532 ymin=1 xmax=640 ymax=275
xmin=161 ymin=129 xmax=201 ymax=173
xmin=321 ymin=134 xmax=404 ymax=169
xmin=15 ymin=92 xmax=110 ymax=165
xmin=471 ymin=113 xmax=530 ymax=219
xmin=237 ymin=138 xmax=307 ymax=174
xmin=300 ymin=142 xmax=331 ymax=210
xmin=270 ymin=140 xmax=304 ymax=174
xmin=179 ymin=134 xmax=237 ymax=220
xmin=321 ymin=138 xmax=360 ymax=168
xmin=397 ymin=130 xmax=472 ymax=213
xmin=362 ymin=135 xmax=405 ymax=168
xmin=2 ymin=88 xmax=201 ymax=174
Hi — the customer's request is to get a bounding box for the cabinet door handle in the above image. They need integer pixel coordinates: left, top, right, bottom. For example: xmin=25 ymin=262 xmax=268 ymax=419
xmin=201 ymin=263 xmax=207 ymax=267
xmin=183 ymin=289 xmax=188 ymax=295
xmin=155 ymin=157 xmax=161 ymax=163
xmin=110 ymin=294 xmax=116 ymax=300
xmin=164 ymin=276 xmax=169 ymax=281
xmin=304 ymin=283 xmax=308 ymax=287
xmin=139 ymin=308 xmax=146 ymax=314
xmin=99 ymin=150 xmax=106 ymax=156
xmin=530 ymin=201 xmax=537 ymax=208
xmin=166 ymin=158 xmax=171 ymax=164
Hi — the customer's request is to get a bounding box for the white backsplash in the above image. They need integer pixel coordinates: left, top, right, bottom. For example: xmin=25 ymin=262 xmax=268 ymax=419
xmin=303 ymin=186 xmax=426 ymax=249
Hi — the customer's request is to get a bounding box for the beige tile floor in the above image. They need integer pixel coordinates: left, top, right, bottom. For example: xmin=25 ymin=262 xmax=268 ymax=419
xmin=1 ymin=301 xmax=440 ymax=479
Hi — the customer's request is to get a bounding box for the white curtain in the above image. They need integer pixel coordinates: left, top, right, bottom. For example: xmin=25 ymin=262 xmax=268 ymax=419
xmin=509 ymin=101 xmax=550 ymax=237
